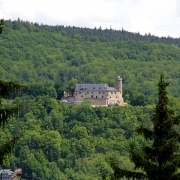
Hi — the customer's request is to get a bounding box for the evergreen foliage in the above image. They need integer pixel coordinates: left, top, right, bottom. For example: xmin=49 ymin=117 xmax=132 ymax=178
xmin=111 ymin=75 xmax=180 ymax=180
xmin=0 ymin=19 xmax=4 ymax=34
xmin=0 ymin=81 xmax=21 ymax=165
xmin=0 ymin=21 xmax=21 ymax=165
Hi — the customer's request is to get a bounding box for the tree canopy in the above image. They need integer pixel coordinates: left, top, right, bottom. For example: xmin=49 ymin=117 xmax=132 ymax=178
xmin=2 ymin=19 xmax=180 ymax=179
xmin=0 ymin=81 xmax=21 ymax=165
xmin=110 ymin=75 xmax=180 ymax=180
xmin=1 ymin=19 xmax=180 ymax=105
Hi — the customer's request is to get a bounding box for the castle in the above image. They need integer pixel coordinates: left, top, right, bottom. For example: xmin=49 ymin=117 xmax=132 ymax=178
xmin=62 ymin=76 xmax=125 ymax=106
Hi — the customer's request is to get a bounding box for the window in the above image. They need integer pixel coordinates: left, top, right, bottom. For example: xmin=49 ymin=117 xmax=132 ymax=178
xmin=87 ymin=91 xmax=89 ymax=94
xmin=81 ymin=95 xmax=83 ymax=98
xmin=96 ymin=96 xmax=97 ymax=98
xmin=91 ymin=95 xmax=93 ymax=98
xmin=79 ymin=92 xmax=81 ymax=94
xmin=111 ymin=92 xmax=113 ymax=94
xmin=102 ymin=96 xmax=104 ymax=98
xmin=99 ymin=91 xmax=101 ymax=94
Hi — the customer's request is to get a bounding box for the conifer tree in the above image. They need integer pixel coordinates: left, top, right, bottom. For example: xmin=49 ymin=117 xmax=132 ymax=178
xmin=0 ymin=19 xmax=21 ymax=165
xmin=0 ymin=19 xmax=4 ymax=34
xmin=111 ymin=75 xmax=180 ymax=180
xmin=0 ymin=81 xmax=21 ymax=165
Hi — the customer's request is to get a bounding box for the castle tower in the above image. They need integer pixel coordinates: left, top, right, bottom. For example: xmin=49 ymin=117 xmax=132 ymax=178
xmin=116 ymin=75 xmax=122 ymax=94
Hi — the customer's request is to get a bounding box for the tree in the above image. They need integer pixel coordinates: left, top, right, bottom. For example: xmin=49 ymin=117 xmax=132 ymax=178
xmin=67 ymin=78 xmax=78 ymax=96
xmin=110 ymin=75 xmax=180 ymax=180
xmin=0 ymin=19 xmax=4 ymax=34
xmin=0 ymin=81 xmax=21 ymax=165
xmin=0 ymin=20 xmax=21 ymax=165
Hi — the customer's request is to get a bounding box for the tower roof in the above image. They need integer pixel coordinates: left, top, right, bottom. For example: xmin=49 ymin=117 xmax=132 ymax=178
xmin=117 ymin=75 xmax=122 ymax=79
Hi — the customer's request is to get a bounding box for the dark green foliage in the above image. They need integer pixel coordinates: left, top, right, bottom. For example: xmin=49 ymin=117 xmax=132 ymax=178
xmin=0 ymin=81 xmax=20 ymax=98
xmin=2 ymin=19 xmax=180 ymax=179
xmin=54 ymin=82 xmax=66 ymax=99
xmin=0 ymin=19 xmax=4 ymax=34
xmin=21 ymin=83 xmax=57 ymax=99
xmin=67 ymin=78 xmax=79 ymax=95
xmin=0 ymin=106 xmax=20 ymax=127
xmin=0 ymin=81 xmax=21 ymax=165
xmin=109 ymin=158 xmax=146 ymax=180
xmin=0 ymin=137 xmax=18 ymax=165
xmin=0 ymin=20 xmax=21 ymax=166
xmin=0 ymin=81 xmax=21 ymax=127
xmin=1 ymin=20 xmax=180 ymax=106
xmin=9 ymin=94 xmax=147 ymax=179
xmin=111 ymin=75 xmax=180 ymax=180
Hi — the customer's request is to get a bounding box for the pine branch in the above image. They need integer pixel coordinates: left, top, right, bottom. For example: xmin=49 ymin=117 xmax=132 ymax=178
xmin=0 ymin=106 xmax=21 ymax=127
xmin=0 ymin=137 xmax=19 ymax=165
xmin=109 ymin=158 xmax=147 ymax=180
xmin=129 ymin=143 xmax=157 ymax=172
xmin=136 ymin=125 xmax=154 ymax=140
xmin=0 ymin=80 xmax=21 ymax=98
xmin=0 ymin=21 xmax=22 ymax=166
xmin=173 ymin=173 xmax=180 ymax=180
xmin=162 ymin=156 xmax=180 ymax=175
xmin=172 ymin=115 xmax=180 ymax=126
xmin=0 ymin=19 xmax=4 ymax=34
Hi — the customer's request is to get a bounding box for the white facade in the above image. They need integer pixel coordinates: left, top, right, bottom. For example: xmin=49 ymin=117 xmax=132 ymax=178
xmin=0 ymin=169 xmax=14 ymax=180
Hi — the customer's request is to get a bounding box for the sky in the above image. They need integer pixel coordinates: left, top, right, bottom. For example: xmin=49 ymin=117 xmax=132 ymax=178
xmin=0 ymin=0 xmax=180 ymax=38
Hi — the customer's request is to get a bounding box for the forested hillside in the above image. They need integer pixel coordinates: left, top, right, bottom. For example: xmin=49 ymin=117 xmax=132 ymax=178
xmin=3 ymin=99 xmax=153 ymax=179
xmin=1 ymin=19 xmax=180 ymax=105
xmin=1 ymin=19 xmax=180 ymax=179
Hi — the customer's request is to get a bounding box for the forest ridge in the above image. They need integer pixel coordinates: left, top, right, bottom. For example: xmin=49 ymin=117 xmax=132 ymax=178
xmin=1 ymin=19 xmax=180 ymax=106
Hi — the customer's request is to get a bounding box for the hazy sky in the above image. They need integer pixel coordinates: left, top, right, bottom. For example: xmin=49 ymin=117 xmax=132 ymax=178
xmin=0 ymin=0 xmax=180 ymax=38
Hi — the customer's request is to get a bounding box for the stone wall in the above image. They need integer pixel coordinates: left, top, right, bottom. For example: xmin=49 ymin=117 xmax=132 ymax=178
xmin=74 ymin=90 xmax=124 ymax=106
xmin=88 ymin=99 xmax=107 ymax=106
xmin=107 ymin=92 xmax=124 ymax=105
xmin=75 ymin=91 xmax=107 ymax=101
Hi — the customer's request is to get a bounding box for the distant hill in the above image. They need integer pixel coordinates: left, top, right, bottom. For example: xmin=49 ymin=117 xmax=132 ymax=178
xmin=1 ymin=19 xmax=180 ymax=105
xmin=8 ymin=19 xmax=180 ymax=45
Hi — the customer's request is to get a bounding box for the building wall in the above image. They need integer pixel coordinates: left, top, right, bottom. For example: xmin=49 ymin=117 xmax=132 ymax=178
xmin=75 ymin=90 xmax=107 ymax=102
xmin=88 ymin=99 xmax=107 ymax=106
xmin=107 ymin=92 xmax=124 ymax=105
xmin=116 ymin=76 xmax=122 ymax=93
xmin=74 ymin=90 xmax=124 ymax=106
xmin=0 ymin=170 xmax=14 ymax=180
